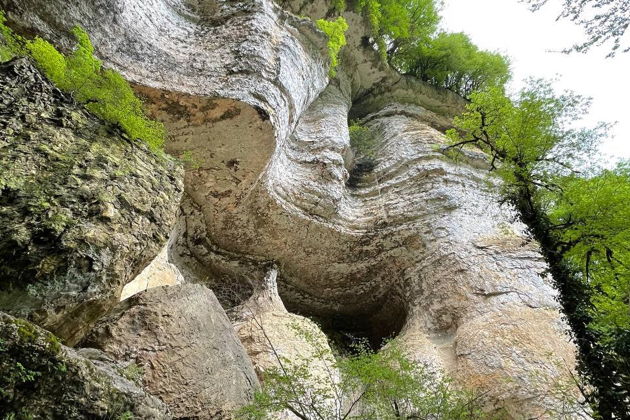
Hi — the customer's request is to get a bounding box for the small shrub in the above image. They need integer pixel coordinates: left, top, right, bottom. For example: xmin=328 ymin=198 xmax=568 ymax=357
xmin=238 ymin=320 xmax=482 ymax=419
xmin=0 ymin=12 xmax=165 ymax=151
xmin=316 ymin=17 xmax=349 ymax=77
xmin=120 ymin=362 xmax=144 ymax=384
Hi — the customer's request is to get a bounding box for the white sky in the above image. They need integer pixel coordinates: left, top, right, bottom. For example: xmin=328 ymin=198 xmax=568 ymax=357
xmin=441 ymin=0 xmax=630 ymax=163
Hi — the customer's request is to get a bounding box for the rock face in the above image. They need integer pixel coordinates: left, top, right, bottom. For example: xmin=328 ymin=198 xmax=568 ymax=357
xmin=0 ymin=59 xmax=183 ymax=345
xmin=82 ymin=284 xmax=259 ymax=419
xmin=234 ymin=267 xmax=340 ymax=420
xmin=0 ymin=312 xmax=170 ymax=419
xmin=1 ymin=0 xmax=585 ymax=417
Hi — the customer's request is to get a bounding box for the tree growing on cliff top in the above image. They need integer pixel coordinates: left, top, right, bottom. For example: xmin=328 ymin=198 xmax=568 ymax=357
xmin=355 ymin=0 xmax=440 ymax=60
xmin=391 ymin=31 xmax=510 ymax=97
xmin=446 ymin=80 xmax=629 ymax=418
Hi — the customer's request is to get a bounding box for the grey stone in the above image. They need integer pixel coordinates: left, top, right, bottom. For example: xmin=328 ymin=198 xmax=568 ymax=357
xmin=0 ymin=59 xmax=184 ymax=345
xmin=81 ymin=283 xmax=259 ymax=419
xmin=0 ymin=311 xmax=170 ymax=419
xmin=0 ymin=0 xmax=586 ymax=416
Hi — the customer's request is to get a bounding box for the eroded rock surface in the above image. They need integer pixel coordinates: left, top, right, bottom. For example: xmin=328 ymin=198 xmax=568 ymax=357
xmin=0 ymin=59 xmax=183 ymax=345
xmin=234 ymin=267 xmax=339 ymax=420
xmin=82 ymin=284 xmax=259 ymax=419
xmin=1 ymin=0 xmax=585 ymax=417
xmin=0 ymin=312 xmax=170 ymax=419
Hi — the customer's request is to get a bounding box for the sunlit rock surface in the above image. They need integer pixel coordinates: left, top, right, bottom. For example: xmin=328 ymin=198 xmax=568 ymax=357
xmin=0 ymin=0 xmax=585 ymax=416
xmin=82 ymin=284 xmax=259 ymax=419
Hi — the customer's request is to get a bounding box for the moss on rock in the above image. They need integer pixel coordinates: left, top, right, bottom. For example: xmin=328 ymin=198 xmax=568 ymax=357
xmin=0 ymin=312 xmax=170 ymax=419
xmin=0 ymin=58 xmax=183 ymax=345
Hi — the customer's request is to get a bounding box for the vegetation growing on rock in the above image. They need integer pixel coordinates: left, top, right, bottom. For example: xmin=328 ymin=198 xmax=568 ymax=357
xmin=0 ymin=12 xmax=165 ymax=151
xmin=239 ymin=323 xmax=483 ymax=419
xmin=446 ymin=80 xmax=629 ymax=419
xmin=355 ymin=0 xmax=440 ymax=61
xmin=391 ymin=31 xmax=510 ymax=98
xmin=316 ymin=17 xmax=349 ymax=77
xmin=0 ymin=312 xmax=168 ymax=419
xmin=0 ymin=58 xmax=183 ymax=345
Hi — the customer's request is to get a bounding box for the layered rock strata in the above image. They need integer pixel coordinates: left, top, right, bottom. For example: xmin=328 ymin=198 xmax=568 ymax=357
xmin=0 ymin=0 xmax=585 ymax=417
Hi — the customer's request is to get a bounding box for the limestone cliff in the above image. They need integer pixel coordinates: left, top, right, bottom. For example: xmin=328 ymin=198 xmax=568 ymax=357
xmin=0 ymin=0 xmax=585 ymax=418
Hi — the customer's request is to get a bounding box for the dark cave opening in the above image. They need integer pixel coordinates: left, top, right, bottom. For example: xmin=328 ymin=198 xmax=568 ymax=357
xmin=284 ymin=294 xmax=408 ymax=354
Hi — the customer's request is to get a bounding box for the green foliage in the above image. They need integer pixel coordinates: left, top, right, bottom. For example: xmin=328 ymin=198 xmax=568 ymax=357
xmin=446 ymin=80 xmax=628 ymax=418
xmin=523 ymin=0 xmax=629 ymax=56
xmin=0 ymin=14 xmax=164 ymax=151
xmin=392 ymin=32 xmax=510 ymax=97
xmin=446 ymin=80 xmax=605 ymax=199
xmin=118 ymin=411 xmax=134 ymax=420
xmin=1 ymin=318 xmax=67 ymax=416
xmin=331 ymin=0 xmax=347 ymax=14
xmin=546 ymin=163 xmax=630 ymax=386
xmin=356 ymin=0 xmax=440 ymax=61
xmin=239 ymin=322 xmax=481 ymax=419
xmin=0 ymin=11 xmax=24 ymax=61
xmin=316 ymin=17 xmax=349 ymax=77
xmin=120 ymin=363 xmax=144 ymax=384
xmin=349 ymin=121 xmax=378 ymax=161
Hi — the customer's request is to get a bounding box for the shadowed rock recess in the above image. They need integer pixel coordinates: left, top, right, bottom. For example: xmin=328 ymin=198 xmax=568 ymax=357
xmin=0 ymin=0 xmax=586 ymax=418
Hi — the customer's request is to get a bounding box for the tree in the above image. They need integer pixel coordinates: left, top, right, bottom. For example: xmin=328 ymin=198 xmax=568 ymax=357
xmin=446 ymin=80 xmax=629 ymax=418
xmin=391 ymin=32 xmax=510 ymax=97
xmin=522 ymin=0 xmax=630 ymax=56
xmin=355 ymin=0 xmax=440 ymax=60
xmin=238 ymin=321 xmax=482 ymax=420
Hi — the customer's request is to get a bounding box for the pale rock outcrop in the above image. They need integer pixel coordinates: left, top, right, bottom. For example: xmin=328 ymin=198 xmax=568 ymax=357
xmin=1 ymin=0 xmax=586 ymax=417
xmin=82 ymin=283 xmax=259 ymax=419
xmin=0 ymin=59 xmax=183 ymax=345
xmin=120 ymin=242 xmax=184 ymax=301
xmin=234 ymin=267 xmax=340 ymax=420
xmin=0 ymin=312 xmax=170 ymax=419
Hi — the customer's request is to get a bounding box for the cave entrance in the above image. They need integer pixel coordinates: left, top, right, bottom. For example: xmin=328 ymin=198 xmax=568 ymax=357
xmin=285 ymin=292 xmax=408 ymax=353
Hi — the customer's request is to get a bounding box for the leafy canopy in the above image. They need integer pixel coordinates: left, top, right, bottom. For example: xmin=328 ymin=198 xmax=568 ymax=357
xmin=316 ymin=17 xmax=349 ymax=77
xmin=355 ymin=0 xmax=440 ymax=60
xmin=446 ymin=80 xmax=628 ymax=418
xmin=522 ymin=0 xmax=630 ymax=56
xmin=546 ymin=164 xmax=630 ymax=348
xmin=0 ymin=12 xmax=165 ymax=151
xmin=392 ymin=32 xmax=510 ymax=97
xmin=446 ymin=80 xmax=605 ymax=198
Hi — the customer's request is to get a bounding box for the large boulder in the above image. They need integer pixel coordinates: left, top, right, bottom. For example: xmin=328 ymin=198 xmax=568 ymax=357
xmin=81 ymin=283 xmax=259 ymax=419
xmin=0 ymin=59 xmax=183 ymax=345
xmin=0 ymin=312 xmax=170 ymax=419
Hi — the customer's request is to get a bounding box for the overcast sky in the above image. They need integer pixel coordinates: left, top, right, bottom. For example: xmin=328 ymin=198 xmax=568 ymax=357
xmin=441 ymin=0 xmax=630 ymax=163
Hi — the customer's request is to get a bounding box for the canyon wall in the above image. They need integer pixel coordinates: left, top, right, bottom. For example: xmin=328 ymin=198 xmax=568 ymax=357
xmin=0 ymin=0 xmax=585 ymax=418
